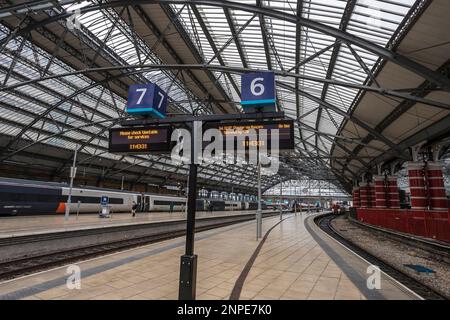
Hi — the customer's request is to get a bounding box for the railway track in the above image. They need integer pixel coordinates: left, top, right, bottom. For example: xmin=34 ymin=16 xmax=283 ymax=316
xmin=315 ymin=213 xmax=446 ymax=300
xmin=0 ymin=216 xmax=263 ymax=282
xmin=348 ymin=216 xmax=450 ymax=263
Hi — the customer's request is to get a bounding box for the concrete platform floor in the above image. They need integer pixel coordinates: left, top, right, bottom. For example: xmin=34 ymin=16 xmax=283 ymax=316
xmin=0 ymin=213 xmax=420 ymax=300
xmin=0 ymin=210 xmax=274 ymax=237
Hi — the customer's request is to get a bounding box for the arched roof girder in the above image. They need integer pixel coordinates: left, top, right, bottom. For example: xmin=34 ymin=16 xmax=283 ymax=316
xmin=1 ymin=0 xmax=449 ymax=91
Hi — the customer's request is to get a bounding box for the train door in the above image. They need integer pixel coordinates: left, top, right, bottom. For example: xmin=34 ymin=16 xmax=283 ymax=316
xmin=144 ymin=196 xmax=150 ymax=212
xmin=137 ymin=195 xmax=143 ymax=212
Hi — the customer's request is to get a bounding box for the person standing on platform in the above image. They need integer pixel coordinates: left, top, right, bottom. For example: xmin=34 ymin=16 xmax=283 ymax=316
xmin=169 ymin=201 xmax=174 ymax=213
xmin=131 ymin=201 xmax=137 ymax=217
xmin=207 ymin=200 xmax=213 ymax=213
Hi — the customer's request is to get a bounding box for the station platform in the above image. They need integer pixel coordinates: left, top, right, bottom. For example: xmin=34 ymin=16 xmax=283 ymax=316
xmin=0 ymin=210 xmax=274 ymax=238
xmin=0 ymin=213 xmax=420 ymax=300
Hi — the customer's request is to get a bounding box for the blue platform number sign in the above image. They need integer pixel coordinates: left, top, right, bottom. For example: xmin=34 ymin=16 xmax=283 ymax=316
xmin=100 ymin=196 xmax=109 ymax=206
xmin=241 ymin=71 xmax=276 ymax=113
xmin=126 ymin=83 xmax=168 ymax=118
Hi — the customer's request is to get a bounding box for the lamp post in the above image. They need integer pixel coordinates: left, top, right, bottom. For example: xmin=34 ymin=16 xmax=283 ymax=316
xmin=279 ymin=176 xmax=283 ymax=220
xmin=256 ymin=160 xmax=262 ymax=239
xmin=178 ymin=121 xmax=201 ymax=300
xmin=65 ymin=143 xmax=80 ymax=221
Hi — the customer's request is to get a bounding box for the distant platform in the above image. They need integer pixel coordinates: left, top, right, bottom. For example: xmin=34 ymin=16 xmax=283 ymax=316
xmin=0 ymin=213 xmax=420 ymax=300
xmin=0 ymin=210 xmax=275 ymax=238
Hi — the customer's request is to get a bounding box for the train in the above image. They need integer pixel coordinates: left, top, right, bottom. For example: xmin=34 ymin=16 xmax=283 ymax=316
xmin=290 ymin=202 xmax=318 ymax=212
xmin=331 ymin=202 xmax=349 ymax=215
xmin=195 ymin=199 xmax=265 ymax=211
xmin=266 ymin=202 xmax=316 ymax=212
xmin=0 ymin=177 xmax=262 ymax=216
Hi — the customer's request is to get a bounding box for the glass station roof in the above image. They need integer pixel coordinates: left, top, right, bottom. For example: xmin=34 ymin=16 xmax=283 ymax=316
xmin=0 ymin=0 xmax=435 ymax=194
xmin=264 ymin=178 xmax=351 ymax=198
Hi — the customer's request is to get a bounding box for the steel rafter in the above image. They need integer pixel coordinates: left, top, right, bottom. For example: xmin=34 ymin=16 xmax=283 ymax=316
xmin=159 ymin=3 xmax=235 ymax=113
xmin=224 ymin=8 xmax=248 ymax=69
xmin=2 ymin=63 xmax=447 ymax=110
xmin=276 ymin=81 xmax=408 ymax=158
xmin=2 ymin=0 xmax=448 ymax=90
xmin=294 ymin=0 xmax=308 ymax=153
xmin=341 ymin=58 xmax=450 ymax=176
xmin=314 ymin=0 xmax=357 ymax=152
xmin=256 ymin=0 xmax=283 ymax=112
xmin=190 ymin=5 xmax=241 ymax=100
xmin=131 ymin=4 xmax=228 ymax=114
xmin=0 ymin=0 xmax=447 ymax=195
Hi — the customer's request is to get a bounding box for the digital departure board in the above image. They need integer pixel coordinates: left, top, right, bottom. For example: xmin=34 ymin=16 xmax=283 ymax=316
xmin=108 ymin=126 xmax=172 ymax=153
xmin=204 ymin=119 xmax=294 ymax=151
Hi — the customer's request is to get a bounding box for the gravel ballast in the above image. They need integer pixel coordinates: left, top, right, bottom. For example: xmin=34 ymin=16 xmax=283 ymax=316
xmin=331 ymin=215 xmax=450 ymax=299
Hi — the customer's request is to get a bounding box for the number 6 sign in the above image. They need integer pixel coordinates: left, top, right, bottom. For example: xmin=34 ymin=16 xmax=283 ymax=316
xmin=126 ymin=83 xmax=168 ymax=118
xmin=241 ymin=71 xmax=276 ymax=113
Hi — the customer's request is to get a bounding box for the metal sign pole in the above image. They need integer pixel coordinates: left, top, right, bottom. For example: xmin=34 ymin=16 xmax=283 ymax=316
xmin=65 ymin=144 xmax=78 ymax=221
xmin=179 ymin=121 xmax=200 ymax=300
xmin=256 ymin=160 xmax=262 ymax=240
xmin=76 ymin=200 xmax=81 ymax=220
xmin=279 ymin=176 xmax=283 ymax=220
xmin=113 ymin=112 xmax=289 ymax=301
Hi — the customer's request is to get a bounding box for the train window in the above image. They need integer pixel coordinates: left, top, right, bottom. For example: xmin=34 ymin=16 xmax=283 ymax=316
xmin=0 ymin=188 xmax=124 ymax=205
xmin=60 ymin=196 xmax=124 ymax=204
xmin=153 ymin=200 xmax=186 ymax=206
xmin=0 ymin=192 xmax=60 ymax=202
xmin=109 ymin=198 xmax=124 ymax=204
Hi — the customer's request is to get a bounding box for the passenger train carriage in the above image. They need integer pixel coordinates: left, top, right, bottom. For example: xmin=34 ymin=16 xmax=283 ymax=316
xmin=0 ymin=178 xmax=186 ymax=215
xmin=0 ymin=178 xmax=260 ymax=216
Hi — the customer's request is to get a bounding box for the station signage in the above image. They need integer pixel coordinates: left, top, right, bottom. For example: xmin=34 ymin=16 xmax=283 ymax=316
xmin=241 ymin=71 xmax=276 ymax=113
xmin=108 ymin=125 xmax=172 ymax=153
xmin=126 ymin=83 xmax=168 ymax=118
xmin=100 ymin=196 xmax=109 ymax=206
xmin=203 ymin=119 xmax=294 ymax=152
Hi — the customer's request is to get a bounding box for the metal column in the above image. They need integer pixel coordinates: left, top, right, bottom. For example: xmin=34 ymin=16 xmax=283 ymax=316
xmin=256 ymin=161 xmax=262 ymax=239
xmin=279 ymin=176 xmax=283 ymax=220
xmin=65 ymin=144 xmax=78 ymax=221
xmin=179 ymin=121 xmax=200 ymax=300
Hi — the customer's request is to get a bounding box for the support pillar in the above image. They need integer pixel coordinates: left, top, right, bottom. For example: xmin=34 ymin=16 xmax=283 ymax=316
xmin=387 ymin=176 xmax=400 ymax=209
xmin=374 ymin=175 xmax=387 ymax=208
xmin=352 ymin=186 xmax=360 ymax=208
xmin=407 ymin=162 xmax=427 ymax=210
xmin=359 ymin=182 xmax=368 ymax=208
xmin=426 ymin=161 xmax=448 ymax=211
xmin=369 ymin=182 xmax=376 ymax=208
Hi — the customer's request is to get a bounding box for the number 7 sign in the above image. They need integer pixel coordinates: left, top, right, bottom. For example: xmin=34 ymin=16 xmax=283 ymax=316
xmin=241 ymin=71 xmax=276 ymax=113
xmin=126 ymin=83 xmax=168 ymax=118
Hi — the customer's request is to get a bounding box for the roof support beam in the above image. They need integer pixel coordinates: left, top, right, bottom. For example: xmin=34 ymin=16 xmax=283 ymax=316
xmin=190 ymin=5 xmax=241 ymax=101
xmin=294 ymin=0 xmax=308 ymax=153
xmin=315 ymin=0 xmax=357 ymax=152
xmin=4 ymin=0 xmax=449 ymax=90
xmin=277 ymin=81 xmax=408 ymax=159
xmin=256 ymin=0 xmax=283 ymax=112
xmin=341 ymin=58 xmax=450 ymax=174
xmin=224 ymin=8 xmax=248 ymax=69
xmin=159 ymin=3 xmax=235 ymax=112
xmin=364 ymin=114 xmax=450 ymax=174
xmin=3 ymin=64 xmax=447 ymax=110
xmin=131 ymin=4 xmax=228 ymax=114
